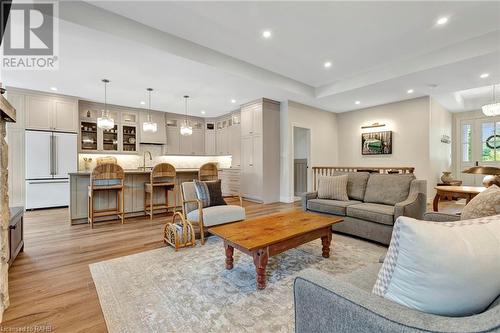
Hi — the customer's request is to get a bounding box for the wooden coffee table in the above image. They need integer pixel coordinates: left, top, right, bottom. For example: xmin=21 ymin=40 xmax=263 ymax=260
xmin=208 ymin=211 xmax=343 ymax=290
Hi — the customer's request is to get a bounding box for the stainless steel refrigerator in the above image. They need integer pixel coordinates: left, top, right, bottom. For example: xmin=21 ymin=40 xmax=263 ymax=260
xmin=25 ymin=130 xmax=77 ymax=209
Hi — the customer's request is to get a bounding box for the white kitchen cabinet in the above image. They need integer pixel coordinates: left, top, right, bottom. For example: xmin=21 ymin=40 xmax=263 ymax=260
xmin=239 ymin=99 xmax=280 ymax=203
xmin=240 ymin=103 xmax=262 ymax=136
xmin=26 ymin=95 xmax=52 ymax=130
xmin=179 ymin=131 xmax=193 ymax=154
xmin=231 ymin=123 xmax=241 ymax=167
xmin=205 ymin=122 xmax=216 ymax=155
xmin=54 ymin=99 xmax=78 ymax=132
xmin=192 ymin=129 xmax=205 ymax=155
xmin=139 ymin=111 xmax=166 ymax=144
xmin=6 ymin=91 xmax=26 ymax=206
xmin=166 ymin=126 xmax=180 ymax=154
xmin=26 ymin=94 xmax=78 ymax=132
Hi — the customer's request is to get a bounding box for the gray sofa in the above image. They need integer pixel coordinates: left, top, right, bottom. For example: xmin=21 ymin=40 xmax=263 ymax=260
xmin=294 ymin=265 xmax=500 ymax=333
xmin=302 ymin=173 xmax=426 ymax=245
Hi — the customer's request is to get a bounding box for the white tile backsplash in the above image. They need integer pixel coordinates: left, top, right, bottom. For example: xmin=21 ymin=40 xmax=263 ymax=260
xmin=79 ymin=145 xmax=232 ymax=171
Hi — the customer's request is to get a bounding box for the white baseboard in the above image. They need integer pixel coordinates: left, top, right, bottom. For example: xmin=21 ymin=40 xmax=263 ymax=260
xmin=280 ymin=196 xmax=294 ymax=203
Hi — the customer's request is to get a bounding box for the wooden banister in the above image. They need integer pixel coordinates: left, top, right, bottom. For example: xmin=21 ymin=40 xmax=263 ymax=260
xmin=312 ymin=166 xmax=415 ymax=191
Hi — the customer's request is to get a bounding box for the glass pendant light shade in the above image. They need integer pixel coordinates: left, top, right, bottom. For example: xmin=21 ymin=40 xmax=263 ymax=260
xmin=180 ymin=95 xmax=193 ymax=136
xmin=97 ymin=79 xmax=115 ymax=130
xmin=482 ymin=85 xmax=500 ymax=117
xmin=142 ymin=88 xmax=158 ymax=133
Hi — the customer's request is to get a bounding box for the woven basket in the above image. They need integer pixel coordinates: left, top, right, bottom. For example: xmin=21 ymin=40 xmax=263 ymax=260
xmin=163 ymin=212 xmax=196 ymax=251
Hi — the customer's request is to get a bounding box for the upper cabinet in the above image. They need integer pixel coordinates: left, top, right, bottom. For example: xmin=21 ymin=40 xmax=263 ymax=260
xmin=26 ymin=94 xmax=78 ymax=132
xmin=241 ymin=103 xmax=262 ymax=137
xmin=139 ymin=111 xmax=166 ymax=144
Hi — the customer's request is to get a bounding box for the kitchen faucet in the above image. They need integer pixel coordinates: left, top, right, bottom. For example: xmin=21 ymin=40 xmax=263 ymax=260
xmin=142 ymin=151 xmax=152 ymax=170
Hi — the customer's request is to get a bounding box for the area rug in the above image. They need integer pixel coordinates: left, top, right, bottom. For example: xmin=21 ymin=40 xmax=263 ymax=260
xmin=90 ymin=234 xmax=386 ymax=333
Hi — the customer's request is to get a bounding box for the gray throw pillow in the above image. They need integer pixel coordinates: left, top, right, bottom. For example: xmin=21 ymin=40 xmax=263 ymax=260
xmin=317 ymin=175 xmax=349 ymax=201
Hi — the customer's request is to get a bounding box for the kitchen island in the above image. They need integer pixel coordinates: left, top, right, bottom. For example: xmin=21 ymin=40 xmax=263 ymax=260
xmin=69 ymin=169 xmax=199 ymax=224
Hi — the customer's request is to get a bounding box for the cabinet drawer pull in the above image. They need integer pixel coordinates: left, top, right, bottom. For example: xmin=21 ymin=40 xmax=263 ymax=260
xmin=9 ymin=225 xmax=16 ymax=230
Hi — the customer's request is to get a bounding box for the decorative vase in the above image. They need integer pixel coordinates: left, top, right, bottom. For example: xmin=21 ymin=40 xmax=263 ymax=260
xmin=440 ymin=171 xmax=453 ymax=184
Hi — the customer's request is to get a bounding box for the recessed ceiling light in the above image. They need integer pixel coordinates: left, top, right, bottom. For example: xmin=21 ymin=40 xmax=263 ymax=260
xmin=436 ymin=16 xmax=448 ymax=25
xmin=140 ymin=101 xmax=146 ymax=105
xmin=50 ymin=87 xmax=57 ymax=91
xmin=201 ymin=110 xmax=206 ymax=115
xmin=231 ymin=99 xmax=236 ymax=104
xmin=324 ymin=61 xmax=332 ymax=68
xmin=355 ymin=101 xmax=361 ymax=105
xmin=480 ymin=73 xmax=490 ymax=79
xmin=407 ymin=89 xmax=414 ymax=94
xmin=262 ymin=30 xmax=272 ymax=39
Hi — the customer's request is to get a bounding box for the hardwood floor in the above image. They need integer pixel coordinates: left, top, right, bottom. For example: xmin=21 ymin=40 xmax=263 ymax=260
xmin=1 ymin=200 xmax=300 ymax=332
xmin=1 ymin=198 xmax=462 ymax=332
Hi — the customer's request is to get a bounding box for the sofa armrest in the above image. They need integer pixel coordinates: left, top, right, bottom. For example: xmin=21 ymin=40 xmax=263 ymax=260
xmin=422 ymin=211 xmax=461 ymax=222
xmin=394 ymin=179 xmax=427 ymax=220
xmin=301 ymin=191 xmax=317 ymax=211
xmin=294 ymin=268 xmax=498 ymax=333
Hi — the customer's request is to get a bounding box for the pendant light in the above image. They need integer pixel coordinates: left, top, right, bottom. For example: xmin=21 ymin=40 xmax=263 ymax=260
xmin=482 ymin=84 xmax=500 ymax=117
xmin=97 ymin=79 xmax=114 ymax=130
xmin=180 ymin=95 xmax=193 ymax=136
xmin=142 ymin=88 xmax=158 ymax=133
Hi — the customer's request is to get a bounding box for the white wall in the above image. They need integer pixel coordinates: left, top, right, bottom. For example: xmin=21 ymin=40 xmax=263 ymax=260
xmin=429 ymin=98 xmax=453 ymax=197
xmin=280 ymin=101 xmax=338 ymax=202
xmin=336 ymin=97 xmax=433 ymax=196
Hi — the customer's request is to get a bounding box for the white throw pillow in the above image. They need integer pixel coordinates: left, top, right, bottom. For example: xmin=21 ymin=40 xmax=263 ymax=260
xmin=372 ymin=215 xmax=500 ymax=316
xmin=317 ymin=175 xmax=349 ymax=201
xmin=461 ymin=184 xmax=500 ymax=220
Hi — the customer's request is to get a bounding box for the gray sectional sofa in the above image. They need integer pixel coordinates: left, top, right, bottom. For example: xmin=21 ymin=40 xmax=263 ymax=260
xmin=294 ymin=265 xmax=500 ymax=333
xmin=302 ymin=172 xmax=426 ymax=245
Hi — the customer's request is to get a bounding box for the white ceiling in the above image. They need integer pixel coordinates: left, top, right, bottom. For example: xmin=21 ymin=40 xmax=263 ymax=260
xmin=1 ymin=1 xmax=500 ymax=116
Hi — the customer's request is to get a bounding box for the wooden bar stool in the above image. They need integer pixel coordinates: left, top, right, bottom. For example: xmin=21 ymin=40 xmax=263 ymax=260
xmin=199 ymin=162 xmax=219 ymax=181
xmin=88 ymin=163 xmax=125 ymax=229
xmin=144 ymin=163 xmax=177 ymax=220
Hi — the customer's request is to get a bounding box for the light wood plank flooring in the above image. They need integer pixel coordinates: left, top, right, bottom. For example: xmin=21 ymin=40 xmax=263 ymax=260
xmin=1 ymin=199 xmax=462 ymax=332
xmin=1 ymin=200 xmax=300 ymax=332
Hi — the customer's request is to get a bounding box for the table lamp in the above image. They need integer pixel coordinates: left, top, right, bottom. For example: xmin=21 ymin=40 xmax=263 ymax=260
xmin=462 ymin=166 xmax=500 ymax=187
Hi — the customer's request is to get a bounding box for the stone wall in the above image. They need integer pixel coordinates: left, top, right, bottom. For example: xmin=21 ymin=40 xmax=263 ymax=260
xmin=0 ymin=121 xmax=10 ymax=321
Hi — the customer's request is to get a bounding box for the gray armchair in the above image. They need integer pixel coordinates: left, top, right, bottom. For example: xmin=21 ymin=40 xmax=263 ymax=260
xmin=294 ymin=266 xmax=500 ymax=333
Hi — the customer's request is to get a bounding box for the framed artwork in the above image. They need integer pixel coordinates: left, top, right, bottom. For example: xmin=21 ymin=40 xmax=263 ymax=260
xmin=362 ymin=131 xmax=392 ymax=155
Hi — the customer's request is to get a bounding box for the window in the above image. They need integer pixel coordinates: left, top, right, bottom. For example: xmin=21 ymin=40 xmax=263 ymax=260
xmin=461 ymin=123 xmax=472 ymax=162
xmin=482 ymin=121 xmax=500 ymax=161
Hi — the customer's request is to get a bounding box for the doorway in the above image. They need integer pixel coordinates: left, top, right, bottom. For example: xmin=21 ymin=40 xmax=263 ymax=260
xmin=459 ymin=117 xmax=500 ymax=185
xmin=293 ymin=127 xmax=311 ymax=198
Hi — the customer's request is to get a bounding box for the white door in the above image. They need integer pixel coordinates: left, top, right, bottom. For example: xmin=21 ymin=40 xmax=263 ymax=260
xmin=240 ymin=108 xmax=253 ymax=136
xmin=205 ymin=131 xmax=216 ymax=155
xmin=192 ymin=130 xmax=205 ymax=155
xmin=459 ymin=118 xmax=500 ymax=185
xmin=231 ymin=124 xmax=241 ymax=167
xmin=25 ymin=131 xmax=52 ymax=179
xmin=241 ymin=136 xmax=253 ymax=197
xmin=53 ymin=133 xmax=77 ymax=179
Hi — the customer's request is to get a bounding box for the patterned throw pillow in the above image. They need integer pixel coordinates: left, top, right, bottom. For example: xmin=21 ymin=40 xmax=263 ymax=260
xmin=461 ymin=184 xmax=500 ymax=220
xmin=193 ymin=180 xmax=227 ymax=208
xmin=317 ymin=175 xmax=349 ymax=201
xmin=373 ymin=215 xmax=500 ymax=316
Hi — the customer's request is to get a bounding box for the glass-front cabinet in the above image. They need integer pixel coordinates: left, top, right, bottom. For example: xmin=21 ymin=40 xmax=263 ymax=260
xmin=79 ymin=106 xmax=137 ymax=153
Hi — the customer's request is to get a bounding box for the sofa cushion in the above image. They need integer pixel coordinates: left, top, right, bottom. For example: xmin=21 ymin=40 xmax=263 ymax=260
xmin=461 ymin=184 xmax=500 ymax=220
xmin=364 ymin=174 xmax=415 ymax=205
xmin=317 ymin=175 xmax=349 ymax=201
xmin=307 ymin=199 xmax=362 ymax=216
xmin=373 ymin=215 xmax=500 ymax=317
xmin=186 ymin=205 xmax=245 ymax=227
xmin=333 ymin=172 xmax=370 ymax=201
xmin=346 ymin=203 xmax=395 ymax=225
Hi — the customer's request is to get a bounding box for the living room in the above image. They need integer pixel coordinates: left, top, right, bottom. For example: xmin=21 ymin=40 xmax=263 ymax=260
xmin=0 ymin=1 xmax=499 ymax=332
